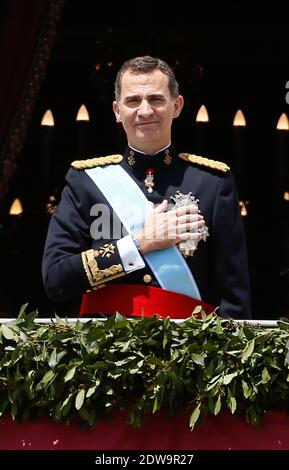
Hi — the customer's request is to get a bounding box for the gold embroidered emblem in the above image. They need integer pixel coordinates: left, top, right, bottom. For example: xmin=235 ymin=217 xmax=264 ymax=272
xmin=98 ymin=243 xmax=116 ymax=258
xmin=163 ymin=149 xmax=172 ymax=165
xmin=81 ymin=249 xmax=124 ymax=287
xmin=128 ymin=150 xmax=136 ymax=166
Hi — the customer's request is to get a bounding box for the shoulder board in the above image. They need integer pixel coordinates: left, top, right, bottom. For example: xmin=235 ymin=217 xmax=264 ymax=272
xmin=179 ymin=153 xmax=230 ymax=173
xmin=71 ymin=154 xmax=123 ymax=170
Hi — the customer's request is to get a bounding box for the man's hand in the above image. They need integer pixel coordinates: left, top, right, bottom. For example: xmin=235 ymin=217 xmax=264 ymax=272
xmin=134 ymin=199 xmax=205 ymax=254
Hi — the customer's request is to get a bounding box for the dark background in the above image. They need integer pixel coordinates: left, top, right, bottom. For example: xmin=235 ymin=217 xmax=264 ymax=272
xmin=0 ymin=0 xmax=288 ymax=319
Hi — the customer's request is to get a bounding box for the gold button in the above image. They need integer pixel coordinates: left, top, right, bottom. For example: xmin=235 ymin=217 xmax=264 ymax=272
xmin=143 ymin=274 xmax=152 ymax=283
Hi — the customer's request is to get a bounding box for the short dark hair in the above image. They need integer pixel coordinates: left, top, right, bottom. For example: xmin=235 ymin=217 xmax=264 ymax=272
xmin=114 ymin=56 xmax=179 ymax=101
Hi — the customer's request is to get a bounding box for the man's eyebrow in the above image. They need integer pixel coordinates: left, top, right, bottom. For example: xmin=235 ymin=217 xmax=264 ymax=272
xmin=124 ymin=94 xmax=140 ymax=100
xmin=125 ymin=93 xmax=165 ymax=100
xmin=148 ymin=93 xmax=165 ymax=99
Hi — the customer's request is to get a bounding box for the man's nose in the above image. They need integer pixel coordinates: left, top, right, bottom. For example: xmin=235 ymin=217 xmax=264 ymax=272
xmin=138 ymin=99 xmax=153 ymax=117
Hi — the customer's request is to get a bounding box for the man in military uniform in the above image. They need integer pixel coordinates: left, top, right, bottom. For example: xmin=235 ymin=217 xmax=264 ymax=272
xmin=42 ymin=56 xmax=251 ymax=319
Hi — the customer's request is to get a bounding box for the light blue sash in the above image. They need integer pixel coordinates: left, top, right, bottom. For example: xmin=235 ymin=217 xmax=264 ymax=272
xmin=85 ymin=165 xmax=201 ymax=300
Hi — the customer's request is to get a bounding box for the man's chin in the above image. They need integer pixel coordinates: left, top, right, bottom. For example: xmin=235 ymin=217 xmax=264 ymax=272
xmin=135 ymin=129 xmax=160 ymax=141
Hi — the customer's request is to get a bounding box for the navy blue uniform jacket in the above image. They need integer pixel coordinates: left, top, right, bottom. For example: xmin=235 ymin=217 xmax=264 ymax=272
xmin=42 ymin=146 xmax=251 ymax=319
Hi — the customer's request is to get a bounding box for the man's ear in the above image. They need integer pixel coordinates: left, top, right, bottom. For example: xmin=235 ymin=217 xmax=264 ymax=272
xmin=173 ymin=95 xmax=184 ymax=118
xmin=112 ymin=101 xmax=121 ymax=123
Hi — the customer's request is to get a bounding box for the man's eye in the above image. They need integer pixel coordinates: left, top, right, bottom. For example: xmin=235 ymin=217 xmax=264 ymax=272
xmin=126 ymin=99 xmax=139 ymax=105
xmin=150 ymin=97 xmax=163 ymax=103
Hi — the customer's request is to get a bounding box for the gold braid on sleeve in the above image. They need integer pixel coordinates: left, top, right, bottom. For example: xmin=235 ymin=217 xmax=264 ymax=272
xmin=81 ymin=248 xmax=124 ymax=287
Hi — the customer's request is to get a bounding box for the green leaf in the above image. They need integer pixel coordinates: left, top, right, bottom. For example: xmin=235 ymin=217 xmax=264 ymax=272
xmin=56 ymin=350 xmax=67 ymax=364
xmin=189 ymin=403 xmax=201 ymax=429
xmin=171 ymin=349 xmax=179 ymax=361
xmin=121 ymin=340 xmax=131 ymax=352
xmin=64 ymin=366 xmax=76 ymax=383
xmin=75 ymin=389 xmax=85 ymax=410
xmin=60 ymin=394 xmax=73 ymax=416
xmin=226 ymin=388 xmax=237 ymax=414
xmin=229 ymin=396 xmax=237 ymax=414
xmin=35 ymin=370 xmax=56 ymax=391
xmin=19 ymin=331 xmax=29 ymax=341
xmin=54 ymin=314 xmax=66 ymax=325
xmin=114 ymin=356 xmax=136 ymax=367
xmin=18 ymin=303 xmax=29 ymax=318
xmin=1 ymin=324 xmax=15 ymax=340
xmin=48 ymin=348 xmax=57 ymax=368
xmin=261 ymin=367 xmax=271 ymax=384
xmin=241 ymin=339 xmax=255 ymax=363
xmin=242 ymin=380 xmax=251 ymax=398
xmin=42 ymin=370 xmax=55 ymax=384
xmin=11 ymin=402 xmax=18 ymax=420
xmin=191 ymin=353 xmax=205 ymax=365
xmin=193 ymin=305 xmax=203 ymax=315
xmin=86 ymin=385 xmax=97 ymax=397
xmin=147 ymin=357 xmax=163 ymax=366
xmin=223 ymin=371 xmax=238 ymax=385
xmin=206 ymin=373 xmax=223 ymax=389
xmin=213 ymin=395 xmax=221 ymax=415
xmin=153 ymin=396 xmax=159 ymax=413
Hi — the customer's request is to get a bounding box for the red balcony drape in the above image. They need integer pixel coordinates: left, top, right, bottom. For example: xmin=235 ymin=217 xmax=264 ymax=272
xmin=1 ymin=409 xmax=289 ymax=450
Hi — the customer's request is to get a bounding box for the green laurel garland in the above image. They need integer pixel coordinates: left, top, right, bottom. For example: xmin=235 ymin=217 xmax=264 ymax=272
xmin=1 ymin=305 xmax=289 ymax=429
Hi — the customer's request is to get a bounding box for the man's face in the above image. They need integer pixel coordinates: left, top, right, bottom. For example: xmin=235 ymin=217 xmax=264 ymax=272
xmin=113 ymin=69 xmax=183 ymax=153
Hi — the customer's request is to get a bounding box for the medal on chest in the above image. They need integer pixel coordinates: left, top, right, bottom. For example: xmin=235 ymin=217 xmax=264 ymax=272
xmin=144 ymin=168 xmax=155 ymax=193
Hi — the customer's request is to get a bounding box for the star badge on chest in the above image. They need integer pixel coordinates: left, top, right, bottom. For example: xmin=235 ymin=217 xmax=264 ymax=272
xmin=170 ymin=191 xmax=209 ymax=257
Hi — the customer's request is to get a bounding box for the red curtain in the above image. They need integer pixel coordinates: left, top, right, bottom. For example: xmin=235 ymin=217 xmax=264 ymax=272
xmin=0 ymin=0 xmax=65 ymax=203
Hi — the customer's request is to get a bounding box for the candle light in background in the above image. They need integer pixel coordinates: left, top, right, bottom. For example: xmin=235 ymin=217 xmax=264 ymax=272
xmin=76 ymin=104 xmax=90 ymax=158
xmin=9 ymin=198 xmax=23 ymax=216
xmin=76 ymin=104 xmax=90 ymax=121
xmin=276 ymin=113 xmax=289 ymax=280
xmin=195 ymin=105 xmax=209 ymax=155
xmin=232 ymin=109 xmax=249 ymax=216
xmin=232 ymin=109 xmax=246 ymax=182
xmin=41 ymin=109 xmax=54 ymax=127
xmin=233 ymin=109 xmax=246 ymax=126
xmin=276 ymin=112 xmax=289 ymax=199
xmin=40 ymin=109 xmax=55 ymax=194
xmin=8 ymin=197 xmax=23 ymax=235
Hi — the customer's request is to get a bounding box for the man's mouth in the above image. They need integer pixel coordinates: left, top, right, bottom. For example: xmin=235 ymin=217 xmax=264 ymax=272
xmin=136 ymin=121 xmax=158 ymax=126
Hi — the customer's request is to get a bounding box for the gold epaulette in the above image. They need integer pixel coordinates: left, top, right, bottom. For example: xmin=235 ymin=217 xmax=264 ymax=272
xmin=71 ymin=154 xmax=123 ymax=170
xmin=179 ymin=153 xmax=230 ymax=173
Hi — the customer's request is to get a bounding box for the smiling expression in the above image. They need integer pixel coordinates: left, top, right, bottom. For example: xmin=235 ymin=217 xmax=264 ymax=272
xmin=113 ymin=69 xmax=184 ymax=154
